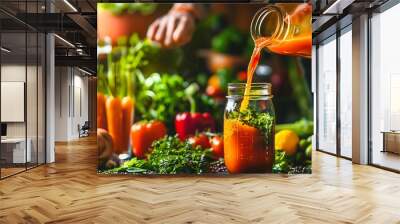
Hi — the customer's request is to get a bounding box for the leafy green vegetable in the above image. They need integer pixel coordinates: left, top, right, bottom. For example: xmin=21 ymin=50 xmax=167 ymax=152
xmin=148 ymin=136 xmax=212 ymax=174
xmin=226 ymin=108 xmax=275 ymax=134
xmin=99 ymin=3 xmax=157 ymax=15
xmin=108 ymin=157 xmax=151 ymax=174
xmin=107 ymin=136 xmax=213 ymax=174
xmin=273 ymin=147 xmax=311 ymax=174
xmin=135 ymin=73 xmax=189 ymax=129
xmin=135 ymin=73 xmax=218 ymax=131
xmin=273 ymin=150 xmax=290 ymax=173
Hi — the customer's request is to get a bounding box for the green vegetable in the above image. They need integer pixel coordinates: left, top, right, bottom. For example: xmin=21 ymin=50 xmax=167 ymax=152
xmin=273 ymin=150 xmax=290 ymax=173
xmin=276 ymin=119 xmax=313 ymax=138
xmin=108 ymin=157 xmax=151 ymax=174
xmin=149 ymin=136 xmax=212 ymax=174
xmin=135 ymin=73 xmax=216 ymax=131
xmin=273 ymin=143 xmax=311 ymax=174
xmin=211 ymin=26 xmax=246 ymax=55
xmin=135 ymin=73 xmax=188 ymax=129
xmin=305 ymin=144 xmax=312 ymax=159
xmin=108 ymin=136 xmax=213 ymax=174
xmin=299 ymin=138 xmax=311 ymax=151
xmin=226 ymin=107 xmax=274 ymax=134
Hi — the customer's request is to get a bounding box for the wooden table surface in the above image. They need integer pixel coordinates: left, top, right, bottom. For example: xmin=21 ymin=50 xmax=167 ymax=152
xmin=0 ymin=136 xmax=399 ymax=223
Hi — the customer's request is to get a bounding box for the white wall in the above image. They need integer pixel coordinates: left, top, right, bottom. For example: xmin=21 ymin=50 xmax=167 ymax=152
xmin=1 ymin=63 xmax=46 ymax=164
xmin=1 ymin=65 xmax=30 ymax=138
xmin=54 ymin=66 xmax=89 ymax=141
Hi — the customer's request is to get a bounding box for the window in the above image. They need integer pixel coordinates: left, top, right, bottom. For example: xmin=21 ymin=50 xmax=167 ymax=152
xmin=0 ymin=1 xmax=47 ymax=179
xmin=370 ymin=2 xmax=400 ymax=171
xmin=317 ymin=35 xmax=337 ymax=154
xmin=339 ymin=26 xmax=352 ymax=158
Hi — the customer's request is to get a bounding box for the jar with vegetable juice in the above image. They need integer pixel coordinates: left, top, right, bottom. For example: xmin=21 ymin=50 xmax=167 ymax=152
xmin=224 ymin=83 xmax=275 ymax=173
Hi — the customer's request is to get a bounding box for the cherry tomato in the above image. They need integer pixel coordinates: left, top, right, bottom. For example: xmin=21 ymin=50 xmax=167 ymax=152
xmin=210 ymin=135 xmax=224 ymax=158
xmin=188 ymin=134 xmax=211 ymax=149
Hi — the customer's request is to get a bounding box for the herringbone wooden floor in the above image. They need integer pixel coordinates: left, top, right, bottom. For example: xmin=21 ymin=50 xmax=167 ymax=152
xmin=0 ymin=136 xmax=399 ymax=224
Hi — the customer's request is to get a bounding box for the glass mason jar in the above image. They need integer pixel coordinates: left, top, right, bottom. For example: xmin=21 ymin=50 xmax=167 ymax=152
xmin=224 ymin=83 xmax=275 ymax=173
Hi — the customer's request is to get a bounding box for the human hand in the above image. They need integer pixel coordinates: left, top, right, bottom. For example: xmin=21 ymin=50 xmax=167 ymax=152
xmin=147 ymin=10 xmax=195 ymax=48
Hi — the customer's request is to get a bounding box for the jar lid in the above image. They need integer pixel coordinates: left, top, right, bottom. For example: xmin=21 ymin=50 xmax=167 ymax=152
xmin=227 ymin=83 xmax=272 ymax=97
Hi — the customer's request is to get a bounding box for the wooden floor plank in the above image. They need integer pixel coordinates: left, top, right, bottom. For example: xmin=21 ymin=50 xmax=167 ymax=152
xmin=0 ymin=136 xmax=399 ymax=223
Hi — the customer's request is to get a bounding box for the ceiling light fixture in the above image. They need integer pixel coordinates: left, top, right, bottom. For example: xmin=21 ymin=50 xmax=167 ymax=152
xmin=1 ymin=47 xmax=11 ymax=53
xmin=54 ymin=34 xmax=75 ymax=48
xmin=63 ymin=0 xmax=78 ymax=12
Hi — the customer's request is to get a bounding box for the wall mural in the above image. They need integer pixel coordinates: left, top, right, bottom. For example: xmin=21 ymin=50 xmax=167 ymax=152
xmin=97 ymin=3 xmax=313 ymax=175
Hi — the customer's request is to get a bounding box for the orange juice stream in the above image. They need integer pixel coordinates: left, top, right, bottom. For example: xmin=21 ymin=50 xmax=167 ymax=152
xmin=239 ymin=38 xmax=262 ymax=111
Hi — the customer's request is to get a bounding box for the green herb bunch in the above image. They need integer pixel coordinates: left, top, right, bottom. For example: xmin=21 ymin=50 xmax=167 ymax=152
xmin=149 ymin=136 xmax=212 ymax=174
xmin=135 ymin=73 xmax=189 ymax=125
xmin=273 ymin=149 xmax=312 ymax=174
xmin=108 ymin=136 xmax=212 ymax=174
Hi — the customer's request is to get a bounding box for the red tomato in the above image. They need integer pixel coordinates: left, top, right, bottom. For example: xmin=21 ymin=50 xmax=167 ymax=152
xmin=210 ymin=136 xmax=224 ymax=158
xmin=188 ymin=134 xmax=211 ymax=149
xmin=130 ymin=120 xmax=167 ymax=159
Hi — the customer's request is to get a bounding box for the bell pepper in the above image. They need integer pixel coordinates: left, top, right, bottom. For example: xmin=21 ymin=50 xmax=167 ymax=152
xmin=131 ymin=120 xmax=167 ymax=159
xmin=175 ymin=112 xmax=215 ymax=140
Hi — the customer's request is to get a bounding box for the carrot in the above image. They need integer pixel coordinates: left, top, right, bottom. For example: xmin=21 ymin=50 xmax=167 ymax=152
xmin=121 ymin=96 xmax=134 ymax=153
xmin=97 ymin=93 xmax=108 ymax=130
xmin=106 ymin=96 xmax=125 ymax=154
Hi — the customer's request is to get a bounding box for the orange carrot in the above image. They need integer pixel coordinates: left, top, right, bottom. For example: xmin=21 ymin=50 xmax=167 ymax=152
xmin=121 ymin=96 xmax=134 ymax=153
xmin=106 ymin=96 xmax=124 ymax=154
xmin=97 ymin=93 xmax=108 ymax=130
